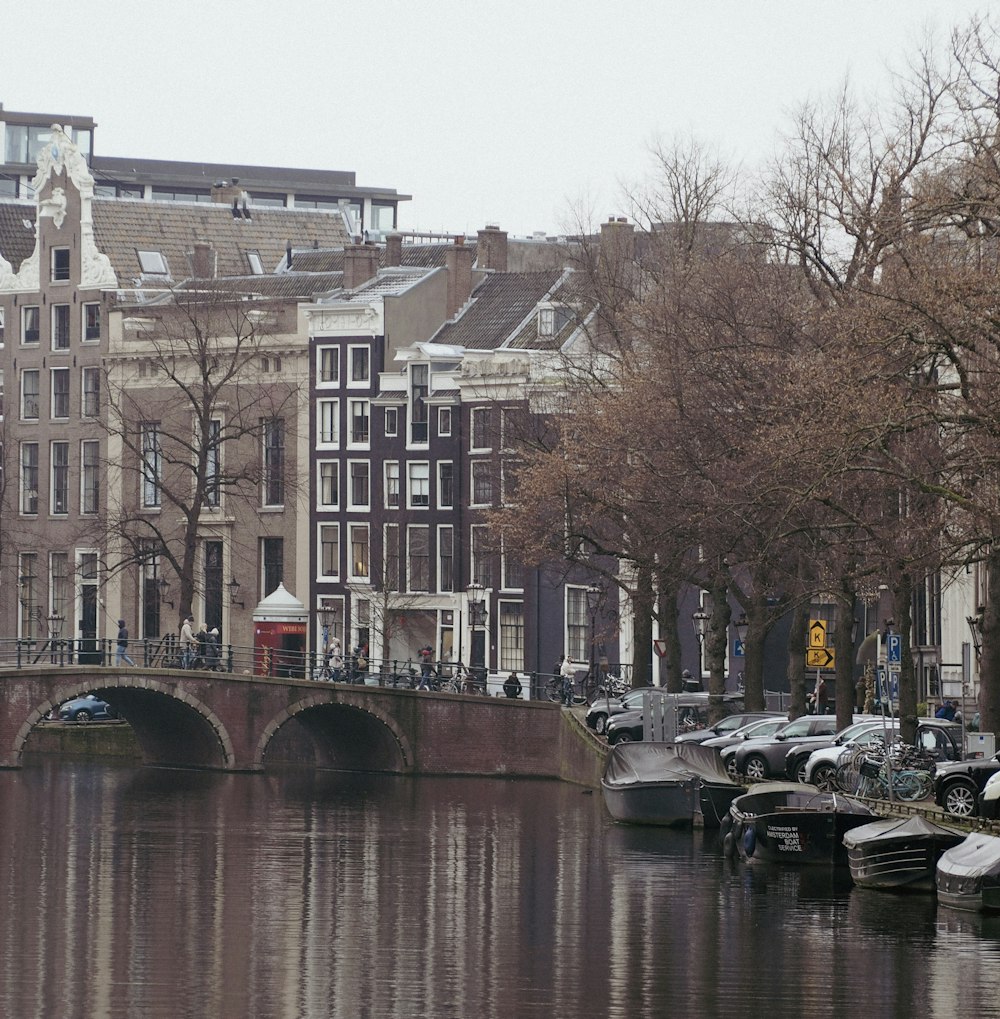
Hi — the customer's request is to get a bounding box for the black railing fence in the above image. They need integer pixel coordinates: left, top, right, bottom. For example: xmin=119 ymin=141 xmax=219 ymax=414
xmin=0 ymin=638 xmax=636 ymax=702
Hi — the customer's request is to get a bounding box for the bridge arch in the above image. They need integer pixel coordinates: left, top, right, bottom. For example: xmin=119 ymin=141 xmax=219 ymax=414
xmin=16 ymin=677 xmax=236 ymax=771
xmin=257 ymin=693 xmax=414 ymax=773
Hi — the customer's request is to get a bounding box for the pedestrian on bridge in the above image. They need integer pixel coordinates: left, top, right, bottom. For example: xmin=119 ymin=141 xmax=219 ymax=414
xmin=180 ymin=615 xmax=196 ymax=669
xmin=116 ymin=620 xmax=135 ymax=667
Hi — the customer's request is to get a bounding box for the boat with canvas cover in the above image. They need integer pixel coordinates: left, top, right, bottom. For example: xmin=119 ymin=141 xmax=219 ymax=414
xmin=844 ymin=815 xmax=964 ymax=891
xmin=936 ymin=833 xmax=1000 ymax=912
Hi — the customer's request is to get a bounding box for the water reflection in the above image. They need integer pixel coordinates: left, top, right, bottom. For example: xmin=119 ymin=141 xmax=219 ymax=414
xmin=1 ymin=761 xmax=1000 ymax=1018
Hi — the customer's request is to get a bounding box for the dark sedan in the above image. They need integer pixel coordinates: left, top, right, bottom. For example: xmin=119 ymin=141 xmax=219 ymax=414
xmin=585 ymin=688 xmax=649 ymax=735
xmin=730 ymin=715 xmax=847 ymax=781
xmin=933 ymin=751 xmax=1000 ymax=819
xmin=674 ymin=711 xmax=783 ymax=744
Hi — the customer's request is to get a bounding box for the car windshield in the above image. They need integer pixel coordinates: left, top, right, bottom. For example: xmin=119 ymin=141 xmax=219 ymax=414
xmin=737 ymin=718 xmax=784 ymax=738
xmin=779 ymin=718 xmax=813 ymax=737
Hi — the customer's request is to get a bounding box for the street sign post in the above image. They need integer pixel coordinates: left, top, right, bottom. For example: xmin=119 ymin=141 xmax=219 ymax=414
xmin=734 ymin=639 xmax=746 ymax=658
xmin=806 ymin=647 xmax=835 ymax=669
xmin=809 ymin=620 xmax=827 ymax=649
xmin=887 ymin=633 xmax=901 ymax=664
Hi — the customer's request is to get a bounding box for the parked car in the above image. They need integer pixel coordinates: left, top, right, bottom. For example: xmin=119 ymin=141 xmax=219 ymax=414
xmin=585 ymin=688 xmax=649 ymax=735
xmin=709 ymin=717 xmax=791 ymax=779
xmin=730 ymin=715 xmax=848 ymax=781
xmin=606 ymin=693 xmax=745 ymax=746
xmin=933 ymin=751 xmax=1000 ymax=819
xmin=979 ymin=770 xmax=1000 ymax=819
xmin=58 ymin=694 xmax=117 ymax=723
xmin=674 ymin=711 xmax=782 ymax=744
xmin=793 ymin=719 xmax=962 ymax=788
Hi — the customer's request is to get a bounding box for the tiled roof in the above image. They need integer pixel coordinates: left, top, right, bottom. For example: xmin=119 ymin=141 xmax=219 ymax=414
xmin=288 ymin=241 xmax=478 ymax=274
xmin=174 ymin=272 xmax=343 ymax=298
xmin=339 ymin=268 xmax=430 ymax=301
xmin=0 ymin=201 xmax=38 ymax=270
xmin=91 ymin=200 xmax=352 ymax=282
xmin=432 ymin=270 xmax=564 ymax=351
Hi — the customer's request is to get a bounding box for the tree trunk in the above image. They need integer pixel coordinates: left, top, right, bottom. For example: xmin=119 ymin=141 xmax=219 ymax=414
xmin=834 ymin=579 xmax=856 ymax=732
xmin=893 ymin=572 xmax=916 ymax=745
xmin=630 ymin=565 xmax=654 ymax=688
xmin=657 ymin=572 xmax=683 ymax=691
xmin=706 ymin=579 xmax=731 ymax=723
xmin=786 ymin=602 xmax=808 ymax=719
xmin=981 ymin=548 xmax=1000 ymax=736
xmin=741 ymin=595 xmax=767 ymax=712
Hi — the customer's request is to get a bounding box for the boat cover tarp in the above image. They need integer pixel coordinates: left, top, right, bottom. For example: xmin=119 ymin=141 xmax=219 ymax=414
xmin=938 ymin=834 xmax=1000 ymax=879
xmin=843 ymin=815 xmax=964 ymax=849
xmin=602 ymin=741 xmax=738 ymax=789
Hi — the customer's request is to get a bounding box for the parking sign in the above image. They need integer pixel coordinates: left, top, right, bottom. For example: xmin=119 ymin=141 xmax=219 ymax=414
xmin=886 ymin=633 xmax=901 ymax=664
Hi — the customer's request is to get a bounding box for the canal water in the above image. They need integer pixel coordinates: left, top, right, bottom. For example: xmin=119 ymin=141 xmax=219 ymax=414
xmin=2 ymin=760 xmax=1000 ymax=1019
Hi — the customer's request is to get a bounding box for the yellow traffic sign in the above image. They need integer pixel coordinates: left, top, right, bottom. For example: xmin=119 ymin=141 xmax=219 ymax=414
xmin=808 ymin=619 xmax=827 ymax=649
xmin=806 ymin=647 xmax=835 ymax=669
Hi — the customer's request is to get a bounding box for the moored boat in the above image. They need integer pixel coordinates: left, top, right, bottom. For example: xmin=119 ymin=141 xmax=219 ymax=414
xmin=936 ymin=833 xmax=1000 ymax=913
xmin=601 ymin=741 xmax=741 ymax=828
xmin=844 ymin=816 xmax=965 ymax=891
xmin=725 ymin=784 xmax=879 ymax=865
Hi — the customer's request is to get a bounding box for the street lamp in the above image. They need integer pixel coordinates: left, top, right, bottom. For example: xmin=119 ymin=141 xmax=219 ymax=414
xmin=47 ymin=612 xmax=64 ymax=664
xmin=467 ymin=581 xmax=488 ymax=680
xmin=157 ymin=576 xmax=174 ymax=609
xmin=693 ymin=608 xmax=711 ymax=678
xmin=968 ymin=614 xmax=983 ymax=660
xmin=228 ymin=576 xmax=245 ymax=609
xmin=585 ymin=584 xmax=602 ymax=699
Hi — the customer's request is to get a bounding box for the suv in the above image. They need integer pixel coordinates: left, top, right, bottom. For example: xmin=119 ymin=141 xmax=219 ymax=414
xmin=933 ymin=751 xmax=1000 ymax=818
xmin=731 ymin=715 xmax=847 ymax=781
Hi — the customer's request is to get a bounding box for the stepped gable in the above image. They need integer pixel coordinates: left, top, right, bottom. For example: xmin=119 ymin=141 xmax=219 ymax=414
xmin=433 ymin=270 xmax=563 ymax=351
xmin=91 ymin=200 xmax=352 ymax=282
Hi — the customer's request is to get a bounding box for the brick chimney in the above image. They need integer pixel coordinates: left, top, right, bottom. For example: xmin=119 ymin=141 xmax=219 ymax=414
xmin=446 ymin=237 xmax=473 ymax=318
xmin=210 ymin=180 xmax=243 ymax=205
xmin=385 ymin=232 xmax=403 ymax=267
xmin=477 ymin=224 xmax=508 ymax=272
xmin=343 ymin=243 xmax=379 ymax=290
xmin=191 ymin=240 xmax=216 ymax=279
xmin=600 ymin=216 xmax=635 ymax=267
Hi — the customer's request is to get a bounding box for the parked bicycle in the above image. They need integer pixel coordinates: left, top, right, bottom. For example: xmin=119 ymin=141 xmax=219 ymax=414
xmin=835 ymin=736 xmax=935 ymax=802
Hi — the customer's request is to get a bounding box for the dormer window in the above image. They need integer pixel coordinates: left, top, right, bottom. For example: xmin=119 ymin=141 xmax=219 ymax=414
xmin=247 ymin=250 xmax=264 ymax=274
xmin=538 ymin=307 xmax=555 ymax=336
xmin=137 ymin=250 xmax=168 ymax=275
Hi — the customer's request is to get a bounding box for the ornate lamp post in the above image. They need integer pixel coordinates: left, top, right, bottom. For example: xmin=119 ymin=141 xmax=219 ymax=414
xmin=692 ymin=608 xmax=711 ymax=680
xmin=468 ymin=581 xmax=488 ymax=682
xmin=47 ymin=612 xmax=64 ymax=664
xmin=585 ymin=584 xmax=602 ymax=699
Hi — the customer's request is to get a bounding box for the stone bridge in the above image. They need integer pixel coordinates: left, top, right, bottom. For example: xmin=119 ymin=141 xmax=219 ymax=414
xmin=0 ymin=667 xmax=605 ymax=784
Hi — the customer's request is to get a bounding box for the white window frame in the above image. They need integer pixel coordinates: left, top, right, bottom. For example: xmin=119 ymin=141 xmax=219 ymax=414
xmin=437 ymin=524 xmax=454 ymax=594
xmin=81 ymin=366 xmax=100 ymax=417
xmin=50 ymin=440 xmax=69 ymax=515
xmin=347 ymin=344 xmax=370 ymax=387
xmin=438 ymin=406 xmax=452 ymax=437
xmin=347 ymin=398 xmax=370 ymax=448
xmin=347 ymin=459 xmax=370 ymax=510
xmin=470 ymin=459 xmax=492 ymax=507
xmin=407 ymin=461 xmax=430 ymax=509
xmin=317 ymin=398 xmax=339 ymax=448
xmin=20 ymin=441 xmax=38 ymax=515
xmin=318 ymin=460 xmax=339 ymax=509
xmin=82 ymin=302 xmax=101 ymax=343
xmin=137 ymin=249 xmax=168 ymax=275
xmin=384 ymin=461 xmax=400 ymax=509
xmin=81 ymin=439 xmax=100 ymax=514
xmin=384 ymin=407 xmax=398 ymax=437
xmin=51 ymin=246 xmax=70 ymax=283
xmin=437 ymin=461 xmax=454 ymax=509
xmin=21 ymin=305 xmax=39 ymax=345
xmin=318 ymin=523 xmax=340 ymax=579
xmin=348 ymin=524 xmax=370 ymax=581
xmin=21 ymin=369 xmax=39 ymax=420
xmin=51 ymin=304 xmax=70 ymax=351
xmin=407 ymin=524 xmax=430 ymax=593
xmin=50 ymin=367 xmax=70 ymax=420
xmin=471 ymin=407 xmax=492 ymax=451
xmin=317 ymin=345 xmax=339 ymax=387
xmin=142 ymin=422 xmax=162 ymax=508
xmin=471 ymin=524 xmax=491 ymax=588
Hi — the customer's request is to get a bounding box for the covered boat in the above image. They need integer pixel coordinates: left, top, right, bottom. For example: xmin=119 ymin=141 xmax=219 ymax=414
xmin=844 ymin=816 xmax=965 ymax=891
xmin=601 ymin=741 xmax=741 ymax=828
xmin=936 ymin=833 xmax=1000 ymax=913
xmin=725 ymin=784 xmax=878 ymax=866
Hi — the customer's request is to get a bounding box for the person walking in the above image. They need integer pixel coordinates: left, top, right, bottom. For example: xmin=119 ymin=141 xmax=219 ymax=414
xmin=503 ymin=671 xmax=523 ymax=699
xmin=328 ymin=637 xmax=343 ymax=682
xmin=180 ymin=615 xmax=196 ymax=669
xmin=115 ymin=619 xmax=135 ymax=667
xmin=417 ymin=644 xmax=434 ymax=690
xmin=205 ymin=628 xmax=221 ymax=671
xmin=560 ymin=655 xmax=576 ymax=706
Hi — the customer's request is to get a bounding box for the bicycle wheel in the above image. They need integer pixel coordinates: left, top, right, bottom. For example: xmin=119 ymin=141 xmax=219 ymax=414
xmin=893 ymin=771 xmax=924 ymax=802
xmin=546 ymin=680 xmax=562 ymax=703
xmin=836 ymin=761 xmax=861 ymax=794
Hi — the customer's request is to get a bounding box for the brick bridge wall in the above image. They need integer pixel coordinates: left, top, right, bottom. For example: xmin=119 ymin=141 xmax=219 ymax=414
xmin=0 ymin=668 xmax=608 ymax=786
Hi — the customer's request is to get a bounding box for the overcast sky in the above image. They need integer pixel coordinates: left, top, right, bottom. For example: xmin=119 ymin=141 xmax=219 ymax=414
xmin=1 ymin=1 xmax=991 ymax=237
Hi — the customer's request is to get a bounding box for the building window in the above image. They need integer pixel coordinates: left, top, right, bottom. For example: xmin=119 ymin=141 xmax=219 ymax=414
xmin=410 ymin=364 xmax=428 ymax=443
xmin=0 ymin=306 xmax=5 ymax=346
xmin=318 ymin=346 xmax=338 ymax=385
xmin=502 ymin=545 xmax=525 ymax=590
xmin=320 ymin=524 xmax=340 ymax=578
xmin=349 ymin=399 xmax=370 ymax=444
xmin=317 ymin=399 xmax=339 ymax=446
xmin=262 ymin=537 xmax=283 ymax=596
xmin=438 ymin=461 xmax=454 ymax=509
xmin=137 ymin=249 xmax=168 ymax=275
xmin=262 ymin=418 xmax=284 ymax=506
xmin=205 ymin=418 xmax=221 ymax=507
xmin=438 ymin=526 xmax=454 ymax=593
xmin=408 ymin=525 xmax=430 ymax=592
xmin=385 ymin=407 xmax=398 ymax=437
xmin=567 ymin=587 xmax=589 ymax=661
xmin=471 ymin=407 xmax=492 ymax=450
xmin=538 ymin=307 xmax=555 ymax=336
xmin=499 ymin=602 xmax=525 ymax=671
xmin=471 ymin=460 xmax=493 ymax=506
xmin=408 ymin=462 xmax=430 ymax=508
xmin=142 ymin=423 xmax=162 ymax=507
xmin=438 ymin=407 xmax=452 ymax=436
xmin=81 ymin=439 xmax=99 ymax=513
xmin=51 ymin=247 xmax=70 ymax=282
xmin=385 ymin=461 xmax=400 ymax=508
xmin=20 ymin=442 xmax=38 ymax=514
xmin=51 ymin=305 xmax=70 ymax=350
xmin=18 ymin=553 xmax=37 ymax=639
xmin=350 ymin=525 xmax=370 ymax=580
xmin=349 ymin=345 xmax=370 ymax=384
xmin=51 ymin=441 xmax=69 ymax=514
xmin=83 ymin=303 xmax=101 ymax=342
xmin=21 ymin=306 xmax=39 ymax=345
xmin=318 ymin=461 xmax=339 ymax=508
xmin=355 ymin=596 xmax=370 ymax=650
xmin=81 ymin=367 xmax=100 ymax=417
xmin=50 ymin=368 xmax=70 ymax=419
xmin=384 ymin=524 xmax=402 ymax=590
xmin=50 ymin=552 xmax=69 ymax=621
xmin=247 ymin=250 xmax=264 ymax=274
xmin=21 ymin=369 xmax=39 ymax=419
xmin=471 ymin=525 xmax=491 ymax=588
xmin=349 ymin=460 xmax=370 ymax=509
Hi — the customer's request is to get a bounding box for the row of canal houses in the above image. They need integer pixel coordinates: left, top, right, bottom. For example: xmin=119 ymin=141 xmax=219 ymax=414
xmin=0 ymin=120 xmax=626 ymax=681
